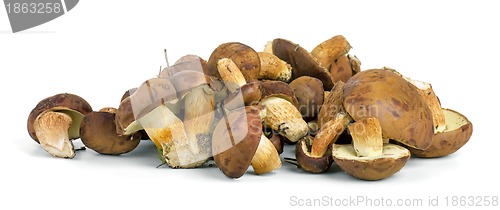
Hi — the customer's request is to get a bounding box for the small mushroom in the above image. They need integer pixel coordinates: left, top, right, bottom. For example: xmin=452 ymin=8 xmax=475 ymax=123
xmin=272 ymin=38 xmax=334 ymax=90
xmin=332 ymin=117 xmax=411 ymax=180
xmin=251 ymin=135 xmax=282 ymax=175
xmin=257 ymin=52 xmax=292 ymax=82
xmin=212 ymin=106 xmax=262 ymax=178
xmin=408 ymin=109 xmax=473 ymax=158
xmin=80 ymin=110 xmax=141 ymax=155
xmin=289 ymin=76 xmax=324 ymax=120
xmin=207 ymin=42 xmax=261 ymax=81
xmin=295 ymin=136 xmax=333 ymax=173
xmin=27 ymin=93 xmax=93 ymax=158
xmin=311 ymin=35 xmax=352 ymax=69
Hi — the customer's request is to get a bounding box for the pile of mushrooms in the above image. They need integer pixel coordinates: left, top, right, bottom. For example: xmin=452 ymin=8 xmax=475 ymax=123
xmin=27 ymin=35 xmax=473 ymax=180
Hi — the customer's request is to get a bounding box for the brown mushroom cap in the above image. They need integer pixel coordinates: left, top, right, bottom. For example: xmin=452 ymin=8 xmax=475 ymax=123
xmin=332 ymin=144 xmax=410 ymax=181
xmin=272 ymin=38 xmax=334 ymax=90
xmin=311 ymin=35 xmax=352 ymax=70
xmin=408 ymin=109 xmax=473 ymax=158
xmin=80 ymin=111 xmax=141 ymax=155
xmin=207 ymin=42 xmax=261 ymax=82
xmin=267 ymin=132 xmax=284 ymax=155
xmin=329 ymin=54 xmax=353 ymax=83
xmin=212 ymin=106 xmax=262 ymax=178
xmin=260 ymin=80 xmax=299 ymax=108
xmin=28 ymin=93 xmax=93 ymax=143
xmin=289 ymin=76 xmax=324 ymax=120
xmin=296 ymin=136 xmax=333 ymax=173
xmin=343 ymin=69 xmax=434 ymax=150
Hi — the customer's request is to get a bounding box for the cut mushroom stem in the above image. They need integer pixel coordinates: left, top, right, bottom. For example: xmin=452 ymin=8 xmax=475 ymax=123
xmin=311 ymin=113 xmax=351 ymax=157
xmin=251 ymin=135 xmax=282 ymax=175
xmin=217 ymin=58 xmax=247 ymax=92
xmin=349 ymin=117 xmax=383 ymax=157
xmin=260 ymin=97 xmax=308 ymax=142
xmin=406 ymin=79 xmax=446 ymax=133
xmin=33 ymin=111 xmax=75 ymax=158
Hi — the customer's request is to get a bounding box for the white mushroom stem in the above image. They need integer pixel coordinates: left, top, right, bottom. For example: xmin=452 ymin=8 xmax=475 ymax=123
xmin=257 ymin=52 xmax=292 ymax=82
xmin=183 ymin=85 xmax=215 ymax=155
xmin=349 ymin=117 xmax=383 ymax=157
xmin=251 ymin=135 xmax=282 ymax=175
xmin=33 ymin=111 xmax=75 ymax=158
xmin=217 ymin=58 xmax=247 ymax=92
xmin=260 ymin=97 xmax=308 ymax=142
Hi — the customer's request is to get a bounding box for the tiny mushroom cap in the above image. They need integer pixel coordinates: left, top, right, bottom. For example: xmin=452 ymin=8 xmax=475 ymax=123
xmin=272 ymin=38 xmax=334 ymax=90
xmin=289 ymin=76 xmax=325 ymax=120
xmin=343 ymin=69 xmax=434 ymax=150
xmin=212 ymin=106 xmax=262 ymax=178
xmin=27 ymin=93 xmax=92 ymax=158
xmin=207 ymin=42 xmax=261 ymax=82
xmin=80 ymin=111 xmax=141 ymax=155
xmin=295 ymin=136 xmax=334 ymax=173
xmin=408 ymin=108 xmax=473 ymax=158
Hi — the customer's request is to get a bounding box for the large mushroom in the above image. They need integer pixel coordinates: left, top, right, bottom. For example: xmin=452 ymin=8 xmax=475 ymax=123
xmin=27 ymin=93 xmax=93 ymax=158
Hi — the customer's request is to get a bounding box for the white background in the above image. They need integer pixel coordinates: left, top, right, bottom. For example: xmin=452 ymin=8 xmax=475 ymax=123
xmin=1 ymin=0 xmax=498 ymax=209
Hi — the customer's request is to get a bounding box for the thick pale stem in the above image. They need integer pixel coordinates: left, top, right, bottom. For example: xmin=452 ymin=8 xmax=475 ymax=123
xmin=349 ymin=117 xmax=383 ymax=157
xmin=33 ymin=111 xmax=75 ymax=158
xmin=217 ymin=58 xmax=247 ymax=92
xmin=311 ymin=113 xmax=350 ymax=157
xmin=251 ymin=135 xmax=282 ymax=174
xmin=260 ymin=97 xmax=308 ymax=142
xmin=183 ymin=85 xmax=215 ymax=155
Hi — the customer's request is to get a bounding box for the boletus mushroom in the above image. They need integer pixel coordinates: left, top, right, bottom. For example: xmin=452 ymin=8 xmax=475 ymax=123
xmin=27 ymin=93 xmax=93 ymax=158
xmin=257 ymin=52 xmax=292 ymax=82
xmin=207 ymin=42 xmax=261 ymax=81
xmin=295 ymin=136 xmax=334 ymax=173
xmin=212 ymin=106 xmax=262 ymax=178
xmin=332 ymin=117 xmax=411 ymax=180
xmin=272 ymin=38 xmax=335 ymax=90
xmin=343 ymin=69 xmax=435 ymax=150
xmin=80 ymin=108 xmax=141 ymax=155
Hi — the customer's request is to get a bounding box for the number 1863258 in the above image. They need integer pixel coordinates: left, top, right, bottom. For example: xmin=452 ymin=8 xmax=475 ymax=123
xmin=5 ymin=3 xmax=62 ymax=14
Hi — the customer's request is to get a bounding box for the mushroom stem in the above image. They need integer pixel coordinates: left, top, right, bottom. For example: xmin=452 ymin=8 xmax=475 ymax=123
xmin=349 ymin=117 xmax=383 ymax=157
xmin=310 ymin=113 xmax=351 ymax=157
xmin=33 ymin=111 xmax=75 ymax=158
xmin=251 ymin=135 xmax=282 ymax=175
xmin=183 ymin=85 xmax=215 ymax=155
xmin=217 ymin=58 xmax=247 ymax=92
xmin=260 ymin=97 xmax=308 ymax=143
